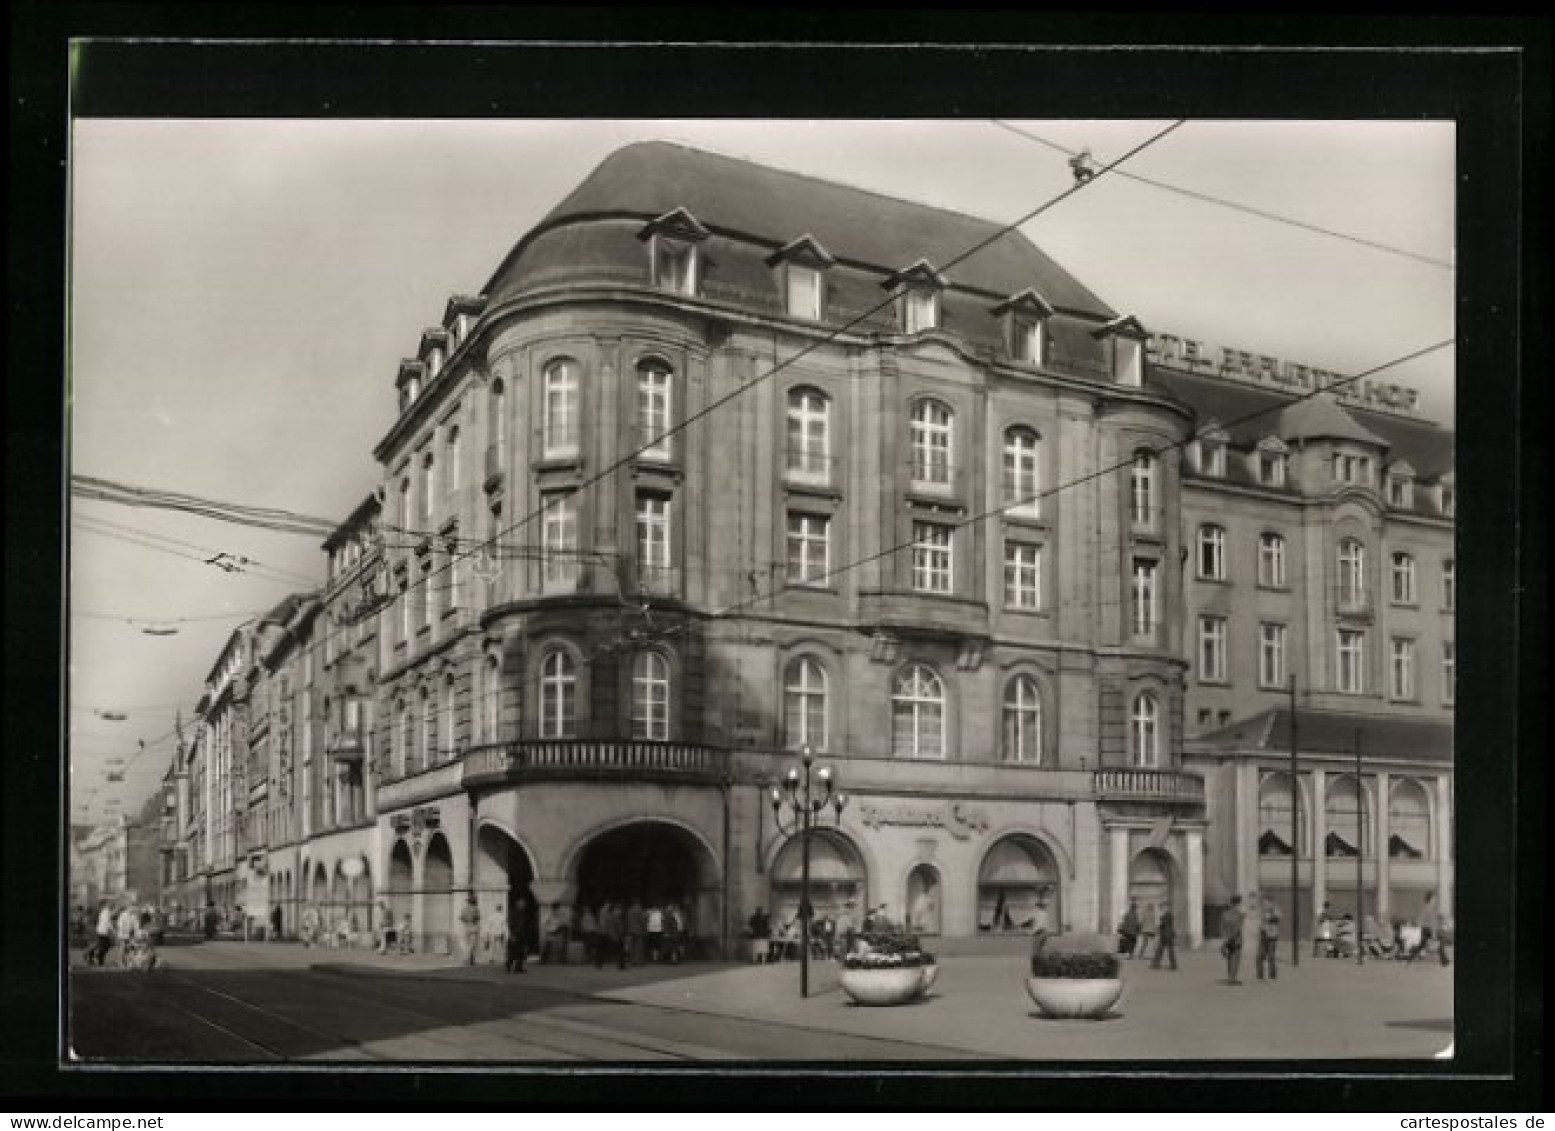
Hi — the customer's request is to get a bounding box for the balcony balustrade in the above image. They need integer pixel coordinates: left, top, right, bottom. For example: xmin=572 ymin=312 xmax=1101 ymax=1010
xmin=462 ymin=739 xmax=726 ymax=789
xmin=1092 ymin=768 xmax=1205 ymax=805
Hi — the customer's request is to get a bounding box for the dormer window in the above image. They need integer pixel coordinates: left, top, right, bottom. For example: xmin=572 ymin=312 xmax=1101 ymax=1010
xmin=1254 ymin=438 xmax=1288 ymax=488
xmin=639 ymin=208 xmax=710 ymax=298
xmin=1194 ymin=429 xmax=1229 ymax=479
xmin=1386 ymin=463 xmax=1416 ymax=509
xmin=1335 ymin=452 xmax=1375 ymax=486
xmin=885 ymin=261 xmax=945 ymax=335
xmin=991 ymin=289 xmax=1054 ymax=367
xmin=396 ymin=360 xmax=426 ymax=414
xmin=1438 ymin=479 xmax=1456 ymax=516
xmin=426 ymin=347 xmax=444 ymax=377
xmin=1093 ymin=315 xmax=1148 ymax=388
xmin=767 ymin=235 xmax=834 ymax=321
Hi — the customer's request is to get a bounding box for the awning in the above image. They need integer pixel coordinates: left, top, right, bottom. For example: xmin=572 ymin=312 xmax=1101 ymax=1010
xmin=978 ymin=839 xmax=1055 ymax=887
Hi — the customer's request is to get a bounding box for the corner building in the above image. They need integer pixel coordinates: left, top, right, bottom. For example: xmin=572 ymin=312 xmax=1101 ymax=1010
xmin=362 ymin=142 xmax=1208 ymax=955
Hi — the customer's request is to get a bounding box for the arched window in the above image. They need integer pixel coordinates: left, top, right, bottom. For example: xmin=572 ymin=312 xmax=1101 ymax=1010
xmin=784 ymin=656 xmax=828 ymax=752
xmin=1258 ymin=532 xmax=1287 ymax=588
xmin=637 ymin=360 xmax=672 ymax=458
xmin=1131 ymin=692 xmax=1160 ymax=767
xmin=489 ymin=377 xmax=506 ymax=454
xmin=1258 ymin=772 xmax=1304 ymax=857
xmin=1388 ymin=779 xmax=1431 ymax=859
xmin=539 ymin=649 xmax=577 ymax=739
xmin=393 ymin=700 xmax=409 ymax=779
xmin=1337 ymin=538 xmax=1367 ymax=608
xmin=631 ymin=652 xmax=670 ymax=741
xmin=892 ymin=664 xmax=945 ymax=759
xmin=1001 ymin=675 xmax=1043 ymax=764
xmin=419 ymin=686 xmax=435 ymax=771
xmin=786 ymin=388 xmax=831 ymax=479
xmin=1003 ymin=426 xmax=1041 ymax=515
xmin=1130 ymin=452 xmax=1157 ymax=527
xmin=909 ymin=400 xmax=953 ymax=486
xmin=1197 ymin=524 xmax=1227 ymax=581
xmin=1324 ymin=775 xmax=1369 ymax=857
xmin=541 ymin=359 xmax=579 ymax=456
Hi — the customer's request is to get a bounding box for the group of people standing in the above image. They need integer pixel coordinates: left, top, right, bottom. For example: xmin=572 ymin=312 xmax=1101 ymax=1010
xmin=451 ymin=895 xmax=690 ymax=973
xmin=1217 ymin=892 xmax=1283 ymax=983
xmin=1115 ymin=899 xmax=1179 ymax=970
xmin=83 ymin=899 xmax=159 ymax=969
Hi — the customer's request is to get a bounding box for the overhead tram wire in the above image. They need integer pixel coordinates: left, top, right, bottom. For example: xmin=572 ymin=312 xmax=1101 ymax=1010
xmin=73 ymin=517 xmax=321 ymax=589
xmin=359 ymin=119 xmax=1193 ymax=633
xmin=70 ymin=475 xmax=340 ymax=538
xmin=989 ymin=120 xmax=1455 ymax=272
xmin=72 ymin=511 xmax=320 ymax=588
xmin=585 ymin=337 xmax=1456 ymax=668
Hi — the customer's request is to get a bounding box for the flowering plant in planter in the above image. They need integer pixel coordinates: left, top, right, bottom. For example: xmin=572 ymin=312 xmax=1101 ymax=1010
xmin=841 ymin=930 xmax=937 ymax=970
xmin=1025 ymin=932 xmax=1125 ymax=1019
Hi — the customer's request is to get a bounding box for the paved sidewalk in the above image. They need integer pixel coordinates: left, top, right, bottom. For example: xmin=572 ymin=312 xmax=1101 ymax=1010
xmin=106 ymin=938 xmax=1452 ymax=1061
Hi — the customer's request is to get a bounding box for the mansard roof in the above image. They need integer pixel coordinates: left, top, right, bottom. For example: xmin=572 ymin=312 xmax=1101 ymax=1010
xmin=1276 ymin=392 xmax=1390 ymax=447
xmin=1195 ymin=707 xmax=1453 ymax=764
xmin=490 ymin=140 xmax=1115 ymax=316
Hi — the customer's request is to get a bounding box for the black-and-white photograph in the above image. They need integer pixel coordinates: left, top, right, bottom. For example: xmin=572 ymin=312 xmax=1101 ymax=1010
xmin=47 ymin=35 xmax=1528 ymax=1085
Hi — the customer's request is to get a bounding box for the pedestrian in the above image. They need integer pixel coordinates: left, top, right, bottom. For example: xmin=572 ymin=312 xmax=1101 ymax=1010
xmin=539 ymin=903 xmax=559 ymax=964
xmin=459 ymin=893 xmax=481 ymax=965
xmin=398 ymin=912 xmax=413 ymax=954
xmin=834 ymin=901 xmax=856 ymax=959
xmin=579 ymin=903 xmax=599 ymax=966
xmin=115 ymin=902 xmax=139 ymax=969
xmin=1118 ymin=899 xmax=1141 ymax=957
xmin=269 ymin=902 xmax=283 ymax=942
xmin=1136 ymin=901 xmax=1158 ymax=959
xmin=1419 ymin=891 xmax=1451 ymax=966
xmin=595 ymin=903 xmax=615 ymax=969
xmin=1220 ymin=895 xmax=1246 ymax=984
xmin=300 ymin=903 xmax=319 ymax=949
xmin=645 ymin=903 xmax=664 ymax=963
xmin=89 ymin=900 xmax=115 ymax=966
xmin=375 ymin=900 xmax=392 ymax=953
xmin=1241 ymin=891 xmax=1260 ymax=973
xmin=1151 ymin=902 xmax=1178 ymax=970
xmin=625 ymin=899 xmax=645 ymax=967
xmin=664 ymin=903 xmax=685 ymax=965
xmin=202 ymin=899 xmax=218 ymax=940
xmin=506 ymin=897 xmax=530 ymax=973
xmin=614 ymin=902 xmax=631 ymax=970
xmin=1256 ymin=895 xmax=1282 ymax=980
xmin=1314 ymin=902 xmax=1335 ymax=957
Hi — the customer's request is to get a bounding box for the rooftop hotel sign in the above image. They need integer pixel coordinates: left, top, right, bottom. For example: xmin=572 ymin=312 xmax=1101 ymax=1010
xmin=1146 ymin=333 xmax=1422 ymax=417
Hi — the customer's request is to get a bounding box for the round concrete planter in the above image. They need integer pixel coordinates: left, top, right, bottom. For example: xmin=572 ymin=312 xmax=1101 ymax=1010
xmin=1024 ymin=976 xmax=1124 ymax=1019
xmin=919 ymin=962 xmax=940 ymax=996
xmin=839 ymin=965 xmax=929 ymax=1006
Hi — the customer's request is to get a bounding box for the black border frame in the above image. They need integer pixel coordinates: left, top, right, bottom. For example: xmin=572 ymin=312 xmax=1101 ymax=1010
xmin=6 ymin=7 xmax=1546 ymax=1110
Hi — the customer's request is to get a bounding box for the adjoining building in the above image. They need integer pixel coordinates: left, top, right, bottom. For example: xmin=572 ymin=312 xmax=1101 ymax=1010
xmin=162 ymin=141 xmax=1451 ymax=954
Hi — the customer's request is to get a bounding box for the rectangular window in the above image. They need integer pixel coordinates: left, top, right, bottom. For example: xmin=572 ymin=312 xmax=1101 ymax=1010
xmin=1442 ymin=558 xmax=1455 ymax=610
xmin=447 ymin=427 xmax=461 ymax=494
xmin=421 ymin=559 xmax=435 ymax=631
xmin=541 ymin=491 xmax=578 ymax=589
xmin=1130 ymin=456 xmax=1155 ymax=528
xmin=542 ymin=364 xmax=579 ymax=455
xmin=1259 ymin=453 xmax=1286 ymax=487
xmin=786 ymin=265 xmax=822 ymax=320
xmin=421 ymin=459 xmax=435 ymax=525
xmin=1204 ymin=444 xmax=1227 ymax=478
xmin=786 ymin=512 xmax=831 ymax=587
xmin=1337 ymin=629 xmax=1365 ymax=694
xmin=1004 ymin=541 xmax=1043 ymax=610
xmin=1198 ymin=615 xmax=1228 ymax=683
xmin=1259 ymin=622 xmax=1287 ymax=689
xmin=1014 ymin=317 xmax=1043 ymax=364
xmin=904 ymin=289 xmax=938 ymax=334
xmin=1259 ymin=534 xmax=1287 ymax=588
xmin=1388 ymin=477 xmax=1413 ymax=508
xmin=445 ymin=526 xmax=460 ymax=612
xmin=1442 ymin=641 xmax=1455 ymax=705
xmin=1131 ymin=559 xmax=1158 ymax=637
xmin=635 ymin=492 xmax=673 ymax=598
xmin=911 ymin=521 xmax=953 ymax=594
xmin=1390 ymin=637 xmax=1415 ymax=700
xmin=1391 ymin=554 xmax=1417 ymax=605
xmin=654 ymin=239 xmax=697 ymax=295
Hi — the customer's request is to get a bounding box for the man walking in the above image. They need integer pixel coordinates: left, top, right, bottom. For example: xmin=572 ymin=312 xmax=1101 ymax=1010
xmin=1256 ymin=895 xmax=1282 ymax=980
xmin=114 ymin=902 xmax=139 ymax=968
xmin=1419 ymin=891 xmax=1451 ymax=966
xmin=459 ymin=893 xmax=481 ymax=965
xmin=1220 ymin=895 xmax=1246 ymax=984
xmin=90 ymin=900 xmax=115 ymax=966
xmin=506 ymin=897 xmax=530 ymax=973
xmin=1137 ymin=901 xmax=1158 ymax=959
xmin=1150 ymin=902 xmax=1178 ymax=970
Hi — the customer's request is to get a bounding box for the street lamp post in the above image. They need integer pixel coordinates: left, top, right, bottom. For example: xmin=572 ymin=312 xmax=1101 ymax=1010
xmin=770 ymin=744 xmax=847 ymax=998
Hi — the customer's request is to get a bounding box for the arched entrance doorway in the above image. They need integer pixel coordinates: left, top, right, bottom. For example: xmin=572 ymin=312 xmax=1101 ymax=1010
xmin=769 ymin=829 xmax=865 ymax=931
xmin=1128 ymin=847 xmax=1177 ymax=926
xmin=905 ymin=863 xmax=942 ymax=937
xmin=422 ymin=833 xmax=456 ymax=957
xmin=387 ymin=840 xmax=414 ymax=940
xmin=475 ymin=824 xmax=537 ymax=956
xmin=575 ymin=821 xmax=721 ymax=952
xmin=978 ymin=835 xmax=1062 ymax=935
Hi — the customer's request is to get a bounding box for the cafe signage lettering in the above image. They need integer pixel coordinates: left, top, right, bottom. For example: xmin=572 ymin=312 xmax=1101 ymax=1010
xmin=1146 ymin=332 xmax=1422 ymax=417
xmin=859 ymin=801 xmax=990 ymax=840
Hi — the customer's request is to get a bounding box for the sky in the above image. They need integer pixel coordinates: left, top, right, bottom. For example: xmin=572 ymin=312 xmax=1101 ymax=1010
xmin=67 ymin=118 xmax=1456 ymax=825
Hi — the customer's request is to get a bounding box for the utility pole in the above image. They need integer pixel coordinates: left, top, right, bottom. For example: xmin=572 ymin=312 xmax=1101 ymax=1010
xmin=1355 ymin=727 xmax=1365 ymax=966
xmin=1289 ymin=677 xmax=1300 ymax=967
